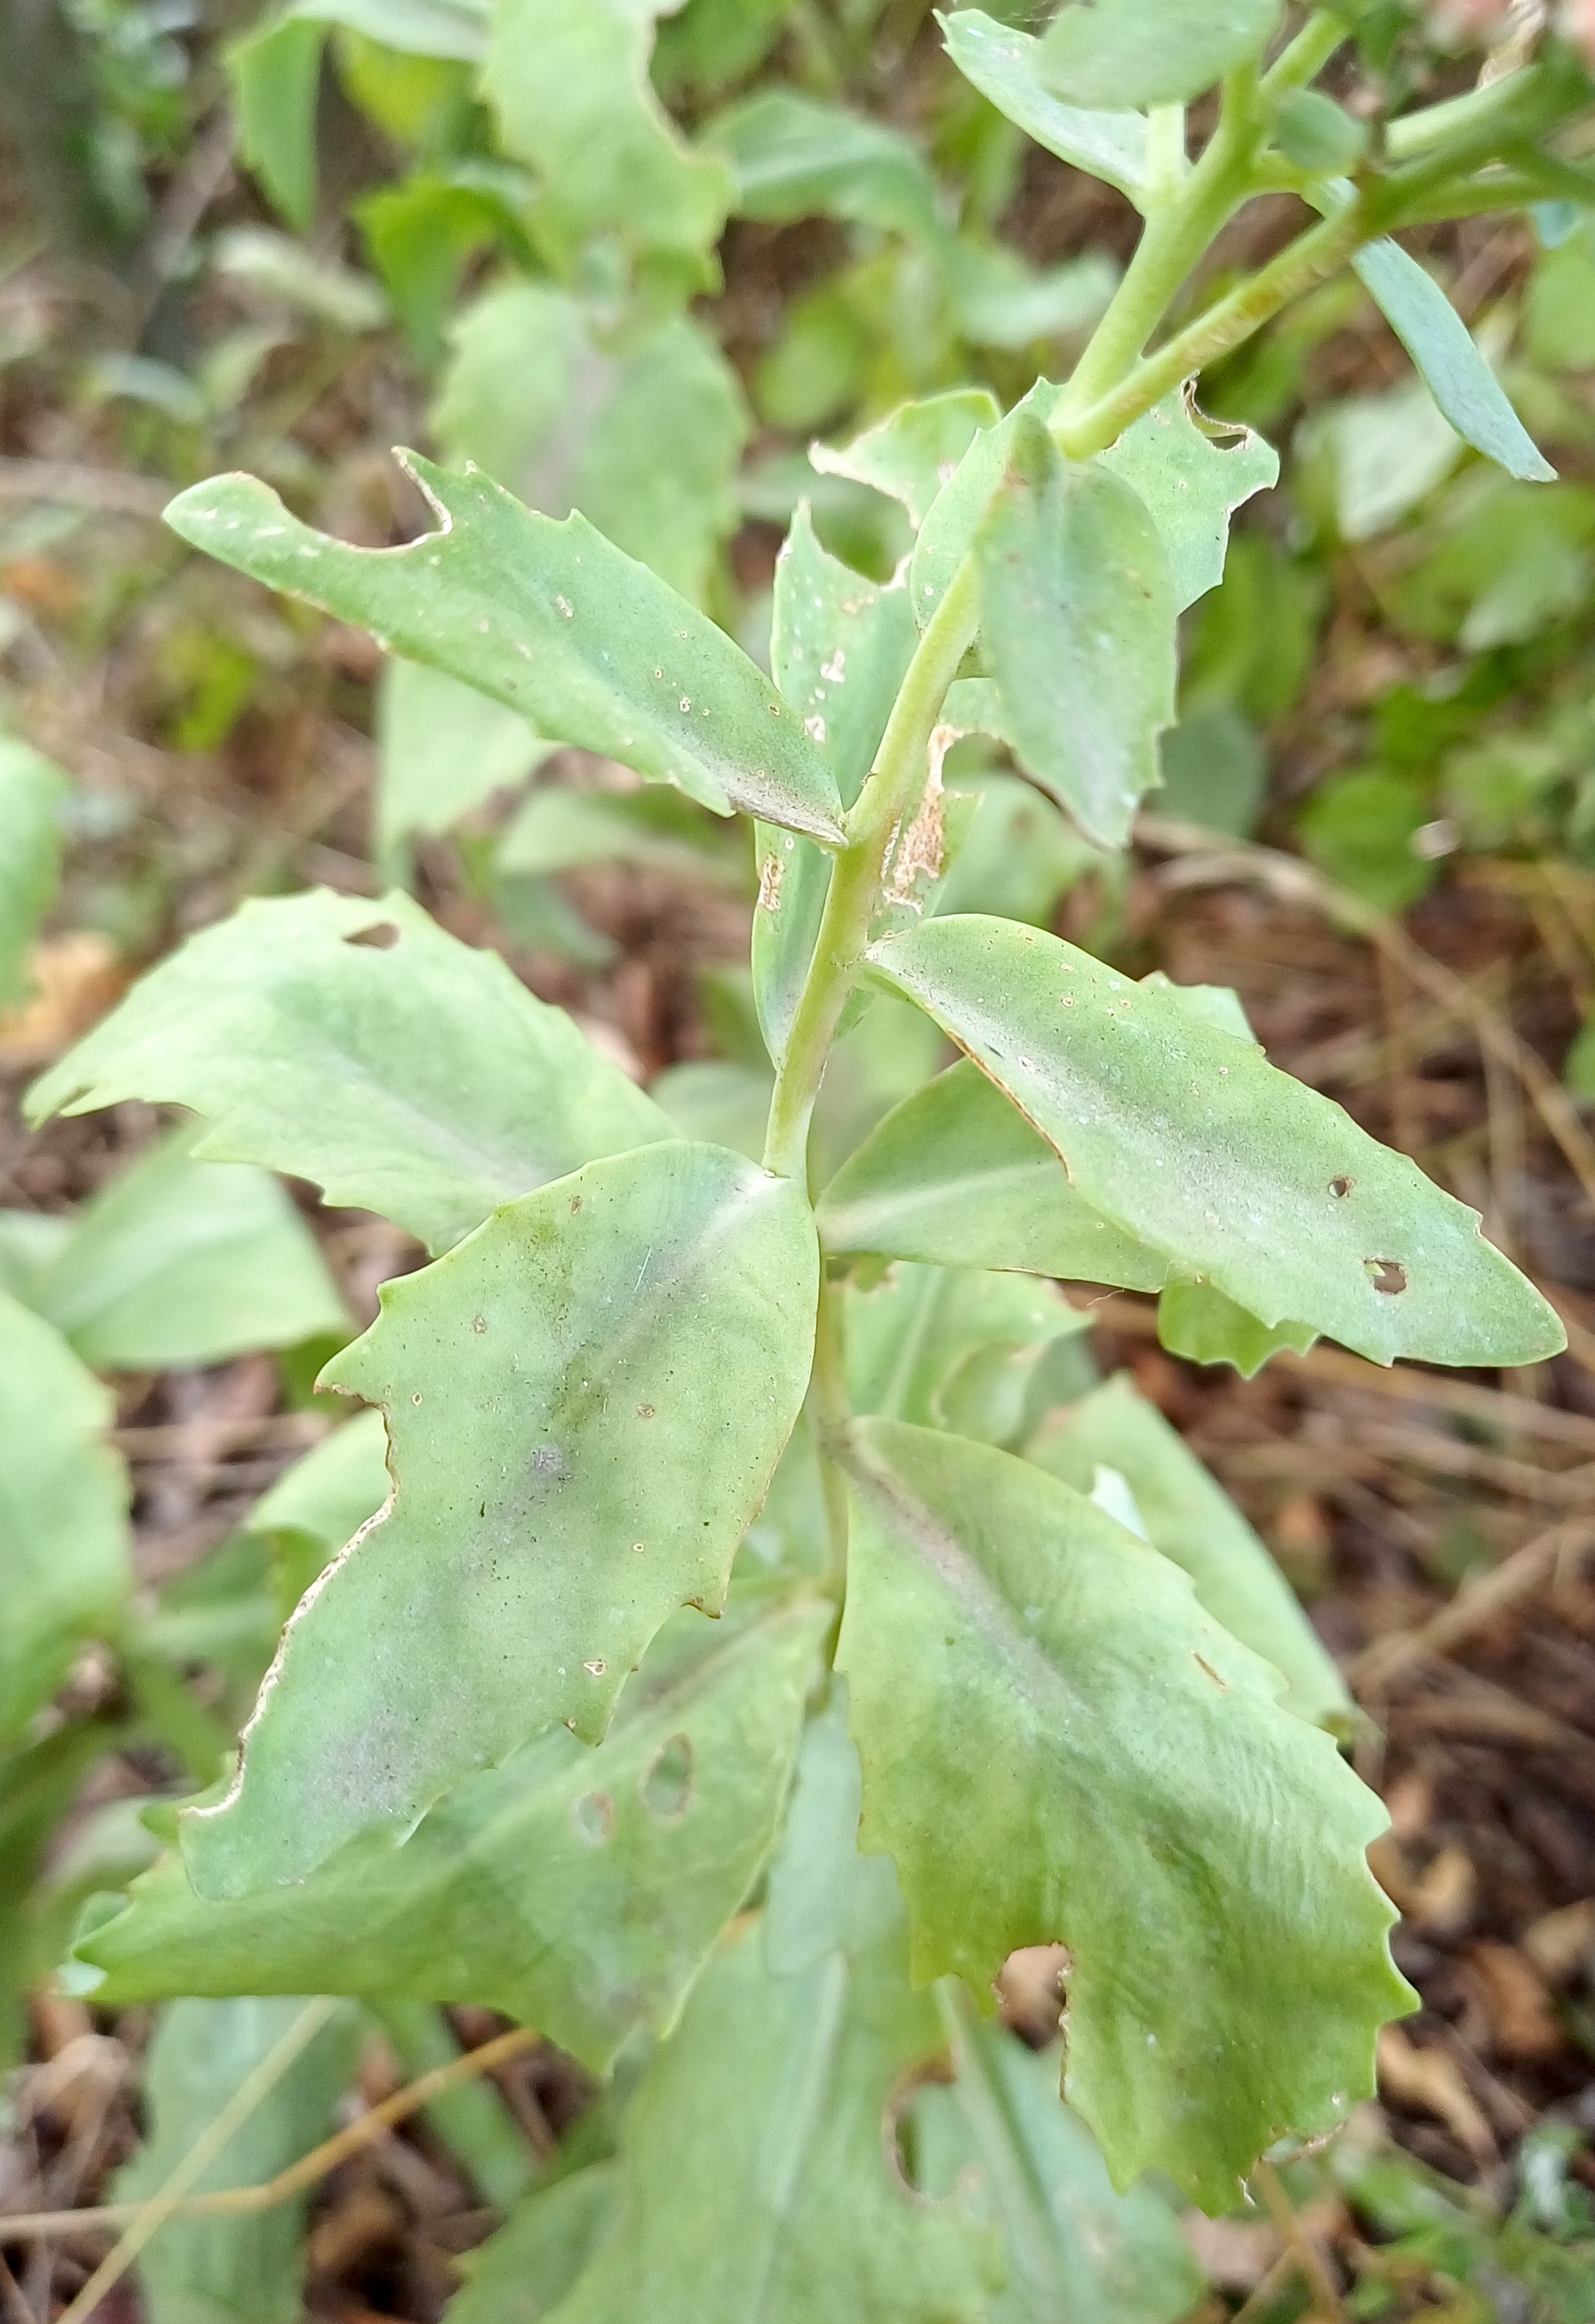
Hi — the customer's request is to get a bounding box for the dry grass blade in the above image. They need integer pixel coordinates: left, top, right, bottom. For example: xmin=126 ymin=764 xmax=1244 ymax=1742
xmin=1250 ymin=2160 xmax=1347 ymax=2324
xmin=1347 ymin=1518 xmax=1595 ymax=1692
xmin=44 ymin=1997 xmax=340 ymax=2324
xmin=0 ymin=2023 xmax=541 ymax=2251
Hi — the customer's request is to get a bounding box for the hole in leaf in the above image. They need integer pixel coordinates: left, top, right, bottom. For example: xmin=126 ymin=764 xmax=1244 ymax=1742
xmin=343 ymin=921 xmax=401 ymax=950
xmin=1329 ymin=1175 xmax=1354 ymax=1198
xmin=1365 ymin=1257 xmax=1408 ymax=1296
xmin=570 ymin=1791 xmax=613 ymax=1845
xmin=640 ymin=1732 xmax=694 ymax=1818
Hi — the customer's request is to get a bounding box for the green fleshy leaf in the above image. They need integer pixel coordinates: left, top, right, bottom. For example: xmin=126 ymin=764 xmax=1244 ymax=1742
xmin=28 ymin=890 xmax=673 ymax=1257
xmin=449 ymin=2165 xmax=621 ymax=2324
xmin=817 ymin=1058 xmax=1168 ymax=1290
xmin=116 ymin=1999 xmax=358 ymax=2324
xmin=864 ymin=916 xmax=1567 ymax=1367
xmin=0 ymin=1294 xmax=130 ymax=1743
xmin=26 ymin=1128 xmax=348 ymax=1373
xmin=976 ymin=414 xmax=1177 ymax=848
xmin=179 ymin=1141 xmax=817 ymax=1898
xmin=1156 ymin=1278 xmax=1317 ymax=1378
xmin=79 ymin=1591 xmax=825 ymax=2070
xmin=1353 ymin=241 xmax=1556 ymax=485
xmin=1038 ymin=0 xmax=1281 ymax=111
xmin=376 ymin=658 xmax=548 ymax=876
xmin=837 ymin=1420 xmax=1414 ymax=2204
xmin=650 ymin=1060 xmax=772 ymax=1164
xmin=0 ymin=1723 xmax=115 ymax=2064
xmin=1273 ymin=89 xmax=1368 ymax=176
xmin=226 ymin=16 xmax=325 ymax=232
xmin=910 ymin=379 xmax=1057 ymax=624
xmin=847 ymin=1263 xmax=1088 ymax=1447
xmin=484 ymin=0 xmax=731 ymax=281
xmin=431 ymin=279 xmax=587 ymax=494
xmin=706 ymin=91 xmax=946 ymax=242
xmin=1098 ymin=391 xmax=1278 ymax=613
xmin=754 ymin=510 xmax=916 ymax=1069
xmin=566 ymin=316 xmax=749 ymax=607
xmin=938 ymin=13 xmax=1148 ymax=206
xmin=1029 ymin=1374 xmax=1353 ymax=1729
xmin=946 ymin=241 xmax=1118 ymax=352
xmin=289 ymin=0 xmax=489 ymax=61
xmin=357 ymin=172 xmax=531 ymax=365
xmin=537 ymin=1705 xmax=1004 ymax=2324
xmin=435 ymin=289 xmax=751 ymax=602
xmin=809 ymin=389 xmax=1000 ymax=529
xmin=911 ymin=1998 xmax=1204 ymax=2324
xmin=0 ymin=739 xmax=67 ymax=1006
xmin=936 ymin=773 xmax=1100 ymax=927
xmin=163 ymin=460 xmax=845 ymax=843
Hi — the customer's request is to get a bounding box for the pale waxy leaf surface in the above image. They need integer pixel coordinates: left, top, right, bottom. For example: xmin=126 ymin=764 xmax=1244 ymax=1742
xmin=911 ymin=2000 xmax=1204 ymax=2324
xmin=0 ymin=1291 xmax=131 ymax=1743
xmin=1156 ymin=1278 xmax=1316 ymax=1378
xmin=938 ymin=13 xmax=1148 ymax=206
xmin=976 ymin=414 xmax=1176 ymax=849
xmin=180 ymin=1141 xmax=818 ymax=1898
xmin=163 ymin=459 xmax=845 ymax=843
xmin=837 ymin=1420 xmax=1414 ymax=2204
xmin=865 ymin=916 xmax=1566 ymax=1367
xmin=847 ymin=1263 xmax=1086 ymax=1448
xmin=1039 ymin=0 xmax=1281 ymax=110
xmin=0 ymin=739 xmax=66 ymax=1005
xmin=484 ymin=0 xmax=730 ymax=277
xmin=376 ymin=657 xmax=548 ymax=874
xmin=539 ymin=1704 xmax=1004 ymax=2324
xmin=753 ymin=509 xmax=916 ymax=1067
xmin=116 ymin=1999 xmax=358 ymax=2324
xmin=1098 ymin=392 xmax=1279 ymax=612
xmin=809 ymin=388 xmax=999 ymax=528
xmin=27 ymin=1127 xmax=348 ymax=1373
xmin=1353 ymin=241 xmax=1555 ymax=485
xmin=78 ymin=1591 xmax=827 ymax=2070
xmin=28 ymin=890 xmax=673 ymax=1256
xmin=910 ymin=379 xmax=1057 ymax=623
xmin=818 ymin=1059 xmax=1167 ymax=1289
xmin=706 ymin=91 xmax=945 ymax=242
xmin=1029 ymin=1374 xmax=1353 ymax=1730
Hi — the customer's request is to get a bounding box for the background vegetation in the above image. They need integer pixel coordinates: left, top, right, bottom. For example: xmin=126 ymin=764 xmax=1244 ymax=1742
xmin=2 ymin=1 xmax=1595 ymax=2318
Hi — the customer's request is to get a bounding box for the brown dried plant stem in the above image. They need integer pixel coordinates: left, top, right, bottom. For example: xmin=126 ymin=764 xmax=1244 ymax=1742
xmin=1 ymin=2020 xmax=541 ymax=2322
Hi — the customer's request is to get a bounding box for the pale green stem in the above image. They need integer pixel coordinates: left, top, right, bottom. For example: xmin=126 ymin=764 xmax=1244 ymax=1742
xmin=1257 ymin=7 xmax=1347 ymax=108
xmin=1055 ymin=196 xmax=1371 ymax=459
xmin=809 ymin=1271 xmax=852 ymax=1595
xmin=1144 ymin=105 xmax=1188 ymax=205
xmin=1052 ymin=66 xmax=1261 ymax=430
xmin=761 ymin=557 xmax=982 ymax=1180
